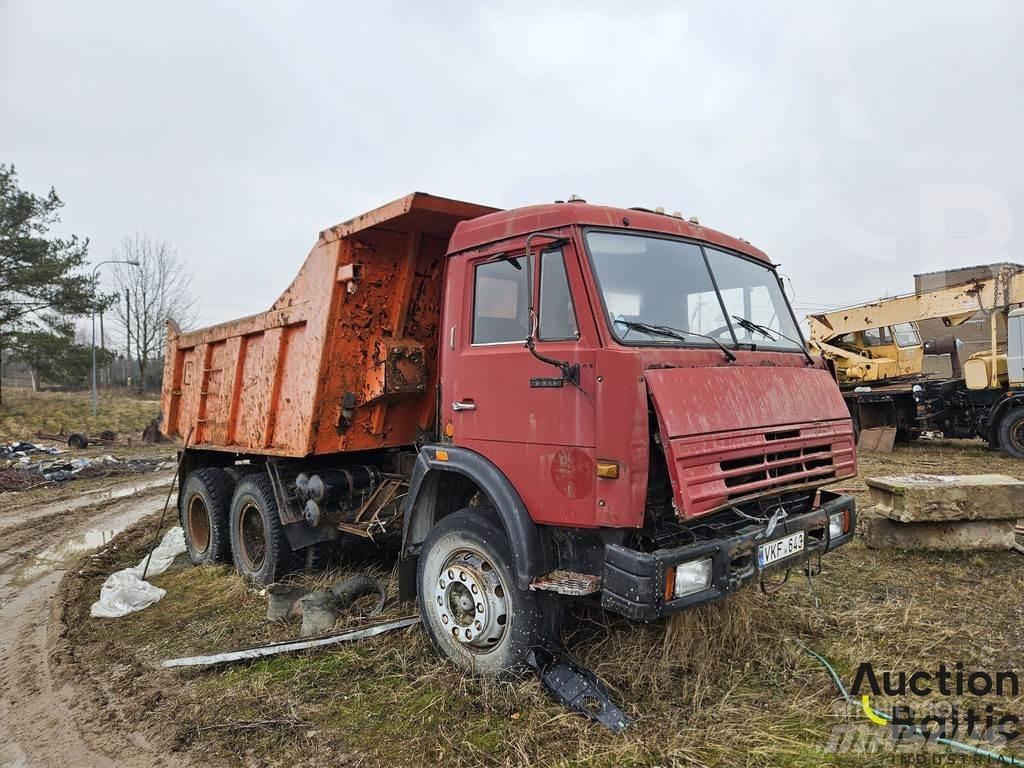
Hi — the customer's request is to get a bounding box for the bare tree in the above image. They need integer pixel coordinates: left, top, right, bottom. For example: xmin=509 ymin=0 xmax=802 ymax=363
xmin=110 ymin=233 xmax=197 ymax=389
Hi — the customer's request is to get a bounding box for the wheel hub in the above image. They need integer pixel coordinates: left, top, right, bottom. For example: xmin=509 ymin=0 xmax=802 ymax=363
xmin=1011 ymin=419 xmax=1024 ymax=450
xmin=238 ymin=502 xmax=267 ymax=570
xmin=187 ymin=496 xmax=211 ymax=553
xmin=433 ymin=550 xmax=508 ymax=650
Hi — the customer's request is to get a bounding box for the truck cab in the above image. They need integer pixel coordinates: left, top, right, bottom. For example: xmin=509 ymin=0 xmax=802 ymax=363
xmin=407 ymin=200 xmax=857 ymax=668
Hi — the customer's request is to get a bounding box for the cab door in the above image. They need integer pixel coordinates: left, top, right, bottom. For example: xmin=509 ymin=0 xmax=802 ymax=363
xmin=440 ymin=238 xmax=599 ymax=526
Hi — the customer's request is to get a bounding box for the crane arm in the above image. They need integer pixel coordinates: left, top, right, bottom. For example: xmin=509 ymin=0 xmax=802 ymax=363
xmin=807 ymin=267 xmax=1024 ymax=344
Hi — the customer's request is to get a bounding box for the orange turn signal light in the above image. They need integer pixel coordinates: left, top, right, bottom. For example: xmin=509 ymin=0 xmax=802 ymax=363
xmin=664 ymin=567 xmax=676 ymax=602
xmin=596 ymin=461 xmax=619 ymax=479
xmin=435 ymin=449 xmax=449 ymax=462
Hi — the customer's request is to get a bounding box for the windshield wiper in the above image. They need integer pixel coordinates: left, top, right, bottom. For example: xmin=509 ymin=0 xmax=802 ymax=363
xmin=615 ymin=319 xmax=736 ymax=362
xmin=731 ymin=316 xmax=815 ymax=365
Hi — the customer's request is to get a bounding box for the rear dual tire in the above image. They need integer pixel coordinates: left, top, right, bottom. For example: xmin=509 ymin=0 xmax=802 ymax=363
xmin=180 ymin=468 xmax=235 ymax=566
xmin=181 ymin=466 xmax=328 ymax=585
xmin=229 ymin=473 xmax=292 ymax=586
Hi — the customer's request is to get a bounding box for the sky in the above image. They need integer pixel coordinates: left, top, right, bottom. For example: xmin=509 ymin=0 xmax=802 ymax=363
xmin=2 ymin=1 xmax=1023 ymax=340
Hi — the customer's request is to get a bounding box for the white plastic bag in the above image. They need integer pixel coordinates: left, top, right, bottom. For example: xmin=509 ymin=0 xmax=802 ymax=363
xmin=91 ymin=571 xmax=167 ymax=618
xmin=90 ymin=527 xmax=187 ymax=618
xmin=126 ymin=527 xmax=186 ymax=579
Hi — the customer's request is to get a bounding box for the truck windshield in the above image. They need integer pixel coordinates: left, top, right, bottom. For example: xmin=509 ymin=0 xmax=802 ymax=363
xmin=585 ymin=231 xmax=804 ymax=352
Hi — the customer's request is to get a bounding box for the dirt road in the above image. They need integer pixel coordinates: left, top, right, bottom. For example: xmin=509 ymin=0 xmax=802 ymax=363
xmin=0 ymin=475 xmax=189 ymax=768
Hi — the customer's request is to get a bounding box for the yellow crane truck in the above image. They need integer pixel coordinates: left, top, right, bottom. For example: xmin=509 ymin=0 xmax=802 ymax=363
xmin=807 ymin=266 xmax=1024 ymax=457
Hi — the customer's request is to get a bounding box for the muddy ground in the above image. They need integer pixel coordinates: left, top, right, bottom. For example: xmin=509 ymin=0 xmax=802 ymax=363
xmin=2 ymin=439 xmax=1024 ymax=767
xmin=0 ymin=471 xmax=181 ymax=767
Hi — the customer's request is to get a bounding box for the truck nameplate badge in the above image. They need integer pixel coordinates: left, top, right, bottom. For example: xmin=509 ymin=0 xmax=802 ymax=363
xmin=530 ymin=377 xmax=565 ymax=388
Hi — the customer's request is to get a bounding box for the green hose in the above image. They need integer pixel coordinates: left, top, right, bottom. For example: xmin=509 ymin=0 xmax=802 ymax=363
xmin=796 ymin=640 xmax=1024 ymax=766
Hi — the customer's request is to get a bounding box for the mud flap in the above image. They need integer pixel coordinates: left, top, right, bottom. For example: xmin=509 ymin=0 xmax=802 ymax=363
xmin=526 ymin=645 xmax=632 ymax=733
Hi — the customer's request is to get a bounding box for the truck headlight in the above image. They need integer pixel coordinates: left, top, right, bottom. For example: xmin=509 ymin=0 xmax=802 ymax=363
xmin=829 ymin=510 xmax=850 ymax=539
xmin=671 ymin=558 xmax=713 ymax=598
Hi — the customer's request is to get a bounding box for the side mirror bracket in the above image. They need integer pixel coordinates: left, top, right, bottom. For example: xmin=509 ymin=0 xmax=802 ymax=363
xmin=522 ymin=231 xmax=584 ymax=395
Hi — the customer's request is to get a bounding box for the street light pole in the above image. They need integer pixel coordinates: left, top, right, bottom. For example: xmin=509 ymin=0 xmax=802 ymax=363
xmin=91 ymin=259 xmax=140 ymax=417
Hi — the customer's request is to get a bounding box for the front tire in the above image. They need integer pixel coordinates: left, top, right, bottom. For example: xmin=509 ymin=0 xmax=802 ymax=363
xmin=417 ymin=509 xmax=541 ymax=675
xmin=179 ymin=468 xmax=235 ymax=565
xmin=229 ymin=473 xmax=292 ymax=585
xmin=997 ymin=408 xmax=1024 ymax=459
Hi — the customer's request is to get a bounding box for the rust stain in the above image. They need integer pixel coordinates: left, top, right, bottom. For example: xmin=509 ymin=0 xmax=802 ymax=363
xmin=550 ymin=447 xmax=595 ymax=500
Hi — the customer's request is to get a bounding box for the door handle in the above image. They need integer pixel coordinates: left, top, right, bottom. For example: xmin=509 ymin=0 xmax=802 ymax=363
xmin=452 ymin=400 xmax=477 ymax=411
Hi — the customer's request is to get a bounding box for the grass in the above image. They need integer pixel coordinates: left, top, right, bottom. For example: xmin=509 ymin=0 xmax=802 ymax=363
xmin=59 ymin=439 xmax=1024 ymax=767
xmin=0 ymin=386 xmax=161 ymax=442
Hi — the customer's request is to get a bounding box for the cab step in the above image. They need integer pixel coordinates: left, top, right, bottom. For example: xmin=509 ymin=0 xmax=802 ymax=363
xmin=530 ymin=570 xmax=602 ymax=596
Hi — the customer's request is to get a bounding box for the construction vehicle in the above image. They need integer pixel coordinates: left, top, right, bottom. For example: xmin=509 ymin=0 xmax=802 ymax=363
xmin=807 ymin=266 xmax=1024 ymax=457
xmin=161 ymin=192 xmax=857 ymax=673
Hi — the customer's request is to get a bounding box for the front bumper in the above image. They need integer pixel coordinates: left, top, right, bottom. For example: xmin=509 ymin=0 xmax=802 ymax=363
xmin=601 ymin=490 xmax=856 ymax=620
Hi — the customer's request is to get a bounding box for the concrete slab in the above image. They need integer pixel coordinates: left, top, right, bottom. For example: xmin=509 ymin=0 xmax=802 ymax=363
xmin=866 ymin=474 xmax=1024 ymax=522
xmin=862 ymin=516 xmax=1016 ymax=551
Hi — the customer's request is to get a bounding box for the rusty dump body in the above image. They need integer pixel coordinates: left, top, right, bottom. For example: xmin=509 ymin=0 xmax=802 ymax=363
xmin=161 ymin=193 xmax=497 ymax=456
xmin=164 ymin=192 xmax=859 ymax=631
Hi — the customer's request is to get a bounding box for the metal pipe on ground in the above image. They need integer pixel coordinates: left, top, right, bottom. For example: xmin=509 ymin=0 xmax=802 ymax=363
xmin=161 ymin=615 xmax=421 ymax=669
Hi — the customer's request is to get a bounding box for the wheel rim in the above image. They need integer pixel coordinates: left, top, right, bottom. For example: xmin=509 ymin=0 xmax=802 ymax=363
xmin=432 ymin=548 xmax=508 ymax=651
xmin=186 ymin=496 xmax=211 ymax=554
xmin=1011 ymin=419 xmax=1024 ymax=452
xmin=238 ymin=501 xmax=267 ymax=571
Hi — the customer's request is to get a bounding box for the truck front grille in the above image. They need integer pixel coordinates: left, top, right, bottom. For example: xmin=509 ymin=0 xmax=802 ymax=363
xmin=666 ymin=420 xmax=855 ymax=519
xmin=721 ymin=444 xmax=834 ymax=492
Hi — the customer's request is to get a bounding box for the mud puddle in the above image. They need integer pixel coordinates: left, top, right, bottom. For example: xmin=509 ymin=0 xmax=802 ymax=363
xmin=5 ymin=492 xmax=167 ymax=588
xmin=13 ymin=527 xmax=126 ymax=584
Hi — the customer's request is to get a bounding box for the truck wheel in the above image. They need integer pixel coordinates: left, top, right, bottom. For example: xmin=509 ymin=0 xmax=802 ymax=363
xmin=179 ymin=468 xmax=235 ymax=565
xmin=998 ymin=408 xmax=1024 ymax=459
xmin=229 ymin=473 xmax=291 ymax=585
xmin=417 ymin=509 xmax=541 ymax=675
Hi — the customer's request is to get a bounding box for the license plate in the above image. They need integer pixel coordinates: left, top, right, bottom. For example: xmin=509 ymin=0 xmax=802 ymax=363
xmin=757 ymin=531 xmax=805 ymax=567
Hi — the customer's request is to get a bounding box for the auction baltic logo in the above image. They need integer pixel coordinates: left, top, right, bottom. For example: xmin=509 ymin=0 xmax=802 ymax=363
xmin=851 ymin=662 xmax=1020 ymax=742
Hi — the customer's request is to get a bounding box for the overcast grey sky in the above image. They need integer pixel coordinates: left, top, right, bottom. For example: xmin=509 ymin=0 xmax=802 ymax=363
xmin=2 ymin=1 xmax=1022 ymax=334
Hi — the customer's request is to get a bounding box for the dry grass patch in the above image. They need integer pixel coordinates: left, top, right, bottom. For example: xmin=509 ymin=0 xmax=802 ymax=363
xmin=0 ymin=386 xmax=160 ymax=442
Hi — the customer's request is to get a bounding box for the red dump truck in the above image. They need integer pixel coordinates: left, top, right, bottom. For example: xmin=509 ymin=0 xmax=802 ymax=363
xmin=162 ymin=192 xmax=857 ymax=672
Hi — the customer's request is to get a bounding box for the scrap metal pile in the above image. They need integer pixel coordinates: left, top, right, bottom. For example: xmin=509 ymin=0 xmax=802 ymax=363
xmin=0 ymin=441 xmax=174 ymax=492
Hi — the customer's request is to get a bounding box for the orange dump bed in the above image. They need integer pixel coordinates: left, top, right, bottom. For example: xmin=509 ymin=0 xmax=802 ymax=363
xmin=160 ymin=193 xmax=498 ymax=457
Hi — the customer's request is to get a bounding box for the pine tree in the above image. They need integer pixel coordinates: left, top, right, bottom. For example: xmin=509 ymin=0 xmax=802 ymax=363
xmin=0 ymin=164 xmax=108 ymax=402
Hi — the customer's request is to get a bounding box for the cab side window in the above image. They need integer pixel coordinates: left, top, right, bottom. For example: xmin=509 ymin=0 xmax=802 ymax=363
xmin=862 ymin=327 xmax=892 ymax=347
xmin=538 ymin=249 xmax=579 ymax=341
xmin=472 ymin=257 xmax=528 ymax=344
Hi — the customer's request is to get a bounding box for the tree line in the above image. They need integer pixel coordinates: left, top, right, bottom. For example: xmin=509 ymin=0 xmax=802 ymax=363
xmin=0 ymin=164 xmax=197 ymax=403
